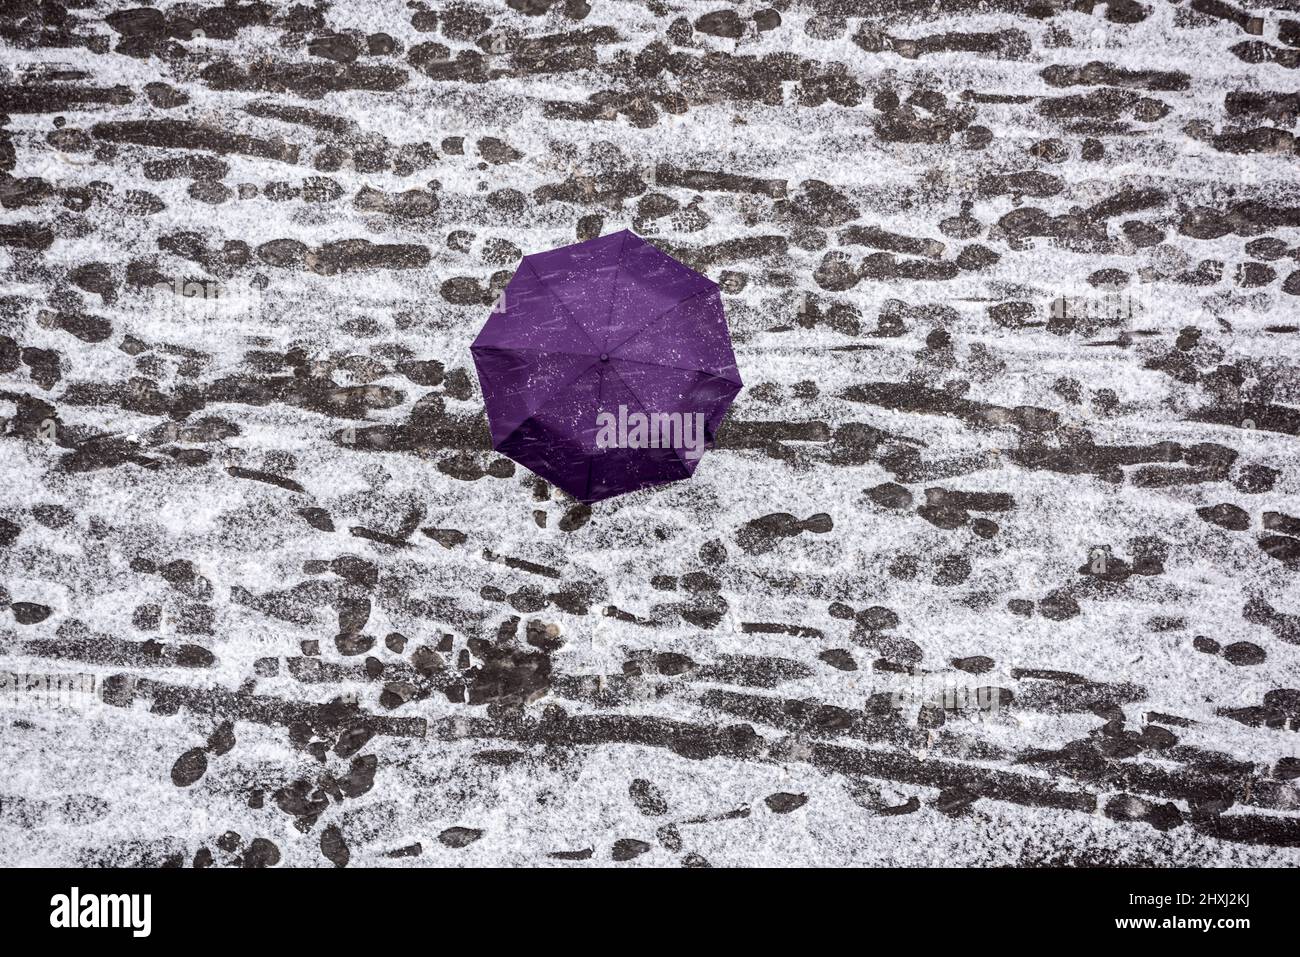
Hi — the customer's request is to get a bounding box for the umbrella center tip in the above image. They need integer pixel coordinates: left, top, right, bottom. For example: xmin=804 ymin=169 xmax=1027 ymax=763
xmin=599 ymin=353 xmax=609 ymax=362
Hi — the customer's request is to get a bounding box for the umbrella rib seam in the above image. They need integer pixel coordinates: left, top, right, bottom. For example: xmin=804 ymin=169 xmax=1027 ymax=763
xmin=490 ymin=358 xmax=599 ymax=450
xmin=472 ymin=345 xmax=599 ymax=360
xmin=607 ymin=354 xmax=743 ymax=384
xmin=523 ymin=257 xmax=605 ymax=357
xmin=603 ymin=284 xmax=719 ymax=357
xmin=603 ymin=363 xmax=696 ymax=478
xmin=599 ymin=230 xmax=632 ymax=353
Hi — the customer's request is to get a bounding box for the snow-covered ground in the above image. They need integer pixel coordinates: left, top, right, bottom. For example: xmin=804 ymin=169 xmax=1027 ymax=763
xmin=1 ymin=0 xmax=1298 ymax=866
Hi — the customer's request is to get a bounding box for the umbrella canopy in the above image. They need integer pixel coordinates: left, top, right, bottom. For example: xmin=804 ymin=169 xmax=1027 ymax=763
xmin=471 ymin=229 xmax=743 ymax=503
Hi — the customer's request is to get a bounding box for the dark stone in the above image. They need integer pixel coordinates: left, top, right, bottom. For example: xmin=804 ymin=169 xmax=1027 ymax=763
xmin=764 ymin=792 xmax=808 ymax=813
xmin=865 ymin=482 xmax=913 ymax=509
xmin=629 ymin=779 xmax=668 ymax=816
xmin=819 ymin=648 xmax=857 ymax=671
xmin=1196 ymin=502 xmax=1250 ymax=530
xmin=1222 ymin=641 xmax=1266 ymax=666
xmin=611 ymin=838 xmax=652 ymax=860
xmin=11 ymin=602 xmax=51 ymax=624
xmin=952 ymin=655 xmax=994 ymax=674
xmin=694 ymin=10 xmax=745 ymax=39
xmin=170 ymin=748 xmax=208 ymax=787
xmin=1039 ymin=590 xmax=1080 ymax=621
xmin=320 ymin=825 xmax=350 ymax=866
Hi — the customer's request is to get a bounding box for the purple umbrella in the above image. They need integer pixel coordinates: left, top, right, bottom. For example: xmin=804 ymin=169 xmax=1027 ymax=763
xmin=471 ymin=229 xmax=742 ymax=504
